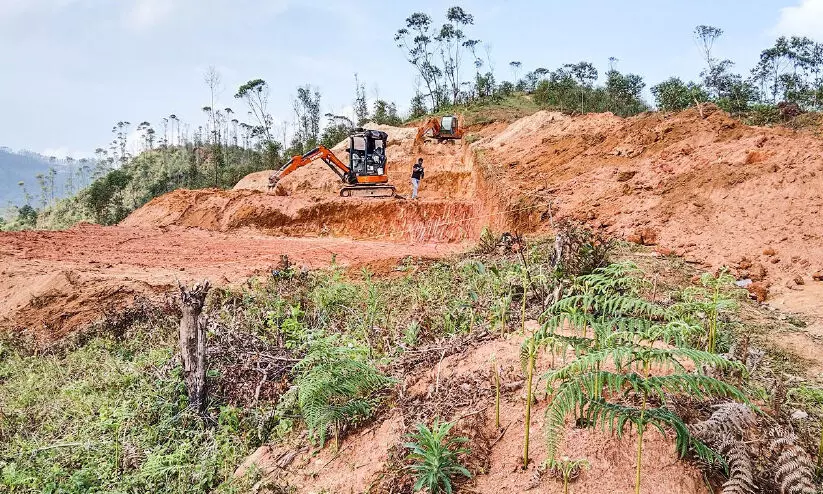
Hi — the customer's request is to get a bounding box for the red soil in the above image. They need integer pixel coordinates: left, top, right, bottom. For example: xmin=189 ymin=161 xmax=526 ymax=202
xmin=246 ymin=336 xmax=707 ymax=494
xmin=0 ymin=223 xmax=462 ymax=343
xmin=476 ymin=107 xmax=823 ymax=287
xmin=4 ymin=108 xmax=823 ymax=493
xmin=4 ymin=107 xmax=823 ymax=352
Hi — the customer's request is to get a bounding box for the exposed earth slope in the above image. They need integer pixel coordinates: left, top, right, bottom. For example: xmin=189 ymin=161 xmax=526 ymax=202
xmin=2 ymin=107 xmax=822 ymax=350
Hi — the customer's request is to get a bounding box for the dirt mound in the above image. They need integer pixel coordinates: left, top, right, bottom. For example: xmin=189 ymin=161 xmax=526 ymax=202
xmin=475 ymin=107 xmax=823 ymax=288
xmin=232 ymin=170 xmax=271 ymax=191
xmin=123 ymin=189 xmax=483 ymax=243
xmin=250 ymin=336 xmax=706 ymax=493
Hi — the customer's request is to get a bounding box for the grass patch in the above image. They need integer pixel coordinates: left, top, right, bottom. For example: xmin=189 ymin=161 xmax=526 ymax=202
xmin=0 ymin=327 xmax=261 ymax=493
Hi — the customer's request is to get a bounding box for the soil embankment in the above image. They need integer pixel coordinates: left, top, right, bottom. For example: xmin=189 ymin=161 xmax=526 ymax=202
xmin=3 ymin=108 xmax=823 ymax=348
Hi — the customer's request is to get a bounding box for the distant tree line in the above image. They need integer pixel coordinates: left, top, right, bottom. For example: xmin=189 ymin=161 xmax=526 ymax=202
xmin=5 ymin=10 xmax=823 ymax=232
xmin=394 ymin=9 xmax=823 ymax=122
xmin=652 ymin=27 xmax=823 ymax=120
xmin=2 ymin=66 xmax=407 ymax=230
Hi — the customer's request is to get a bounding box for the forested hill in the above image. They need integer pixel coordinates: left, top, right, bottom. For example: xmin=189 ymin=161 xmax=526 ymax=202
xmin=0 ymin=147 xmax=70 ymax=206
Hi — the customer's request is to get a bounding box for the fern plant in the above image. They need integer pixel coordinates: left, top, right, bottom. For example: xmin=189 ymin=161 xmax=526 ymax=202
xmin=543 ymin=345 xmax=747 ymax=494
xmin=541 ymin=262 xmax=699 ymax=348
xmin=537 ymin=261 xmax=702 ymax=408
xmin=534 ymin=262 xmax=750 ymax=494
xmin=674 ymin=269 xmax=738 ymax=353
xmin=294 ymin=336 xmax=393 ymax=447
xmin=404 ymin=419 xmax=471 ymax=494
xmin=521 ymin=333 xmax=538 ymax=468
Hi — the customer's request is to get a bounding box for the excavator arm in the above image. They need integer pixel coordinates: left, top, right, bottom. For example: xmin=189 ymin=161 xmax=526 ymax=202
xmin=268 ymin=146 xmax=350 ymax=189
xmin=414 ymin=118 xmax=441 ymax=145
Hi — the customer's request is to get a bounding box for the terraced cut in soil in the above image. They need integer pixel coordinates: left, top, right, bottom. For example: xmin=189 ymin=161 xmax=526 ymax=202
xmin=3 ymin=107 xmax=823 ymax=357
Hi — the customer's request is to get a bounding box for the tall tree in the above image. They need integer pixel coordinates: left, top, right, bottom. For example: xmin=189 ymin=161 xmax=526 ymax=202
xmin=509 ymin=61 xmax=522 ymax=83
xmin=396 ymin=12 xmax=443 ymax=110
xmin=693 ymin=25 xmax=729 ymax=99
xmin=35 ymin=173 xmax=47 ymax=208
xmin=292 ymin=85 xmax=321 ymax=152
xmin=566 ymin=61 xmax=598 ymax=113
xmin=235 ymin=79 xmax=273 ymax=142
xmin=235 ymin=79 xmax=278 ymax=167
xmin=47 ymin=166 xmax=57 ymax=205
xmin=437 ymin=6 xmax=474 ymax=105
xmin=112 ymin=121 xmax=131 ymax=165
xmin=169 ymin=114 xmax=179 ymax=146
xmin=17 ymin=181 xmax=32 ymax=206
xmin=65 ymin=156 xmax=75 ymax=195
xmin=204 ymin=66 xmax=222 ymax=146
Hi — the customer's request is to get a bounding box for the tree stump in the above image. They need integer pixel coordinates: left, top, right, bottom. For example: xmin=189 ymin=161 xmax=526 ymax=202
xmin=178 ymin=280 xmax=211 ymax=414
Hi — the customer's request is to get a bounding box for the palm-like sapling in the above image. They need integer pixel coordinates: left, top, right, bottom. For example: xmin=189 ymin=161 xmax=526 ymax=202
xmin=405 ymin=419 xmax=472 ymax=494
xmin=675 ymin=269 xmax=738 ymax=353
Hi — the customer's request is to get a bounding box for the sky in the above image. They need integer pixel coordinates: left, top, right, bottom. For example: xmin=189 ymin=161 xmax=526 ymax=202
xmin=1 ymin=0 xmax=823 ymax=158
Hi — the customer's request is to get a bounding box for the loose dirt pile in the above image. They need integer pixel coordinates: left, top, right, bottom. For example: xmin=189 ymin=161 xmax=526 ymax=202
xmin=122 ymin=189 xmax=482 ymax=243
xmin=473 ymin=107 xmax=823 ymax=287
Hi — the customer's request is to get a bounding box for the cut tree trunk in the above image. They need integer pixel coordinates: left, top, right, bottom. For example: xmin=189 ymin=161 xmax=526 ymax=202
xmin=178 ymin=280 xmax=211 ymax=414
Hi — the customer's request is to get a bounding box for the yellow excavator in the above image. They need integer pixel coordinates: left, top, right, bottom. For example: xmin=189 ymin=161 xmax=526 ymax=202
xmin=268 ymin=129 xmax=396 ymax=198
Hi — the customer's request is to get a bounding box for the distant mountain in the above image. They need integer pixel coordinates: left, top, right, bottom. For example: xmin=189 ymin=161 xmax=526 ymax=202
xmin=0 ymin=147 xmax=72 ymax=206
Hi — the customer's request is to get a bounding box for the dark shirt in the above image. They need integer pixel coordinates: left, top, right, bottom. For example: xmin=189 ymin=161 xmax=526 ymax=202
xmin=412 ymin=163 xmax=424 ymax=180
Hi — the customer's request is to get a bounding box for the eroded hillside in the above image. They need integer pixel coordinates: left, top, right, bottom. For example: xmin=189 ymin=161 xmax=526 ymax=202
xmin=2 ymin=107 xmax=822 ymax=349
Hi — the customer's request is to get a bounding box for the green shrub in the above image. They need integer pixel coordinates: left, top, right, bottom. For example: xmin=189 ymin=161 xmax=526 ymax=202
xmin=744 ymin=104 xmax=781 ymax=126
xmin=294 ymin=336 xmax=393 ymax=447
xmin=404 ymin=420 xmax=471 ymax=494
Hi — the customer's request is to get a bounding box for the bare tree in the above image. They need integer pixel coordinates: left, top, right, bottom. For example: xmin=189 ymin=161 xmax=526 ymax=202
xmin=353 ymin=73 xmax=369 ymax=126
xmin=694 ymin=25 xmax=724 ymax=98
xmin=204 ymin=66 xmax=222 ymax=146
xmin=235 ymin=79 xmax=274 ymax=142
xmin=395 ymin=12 xmax=443 ymax=110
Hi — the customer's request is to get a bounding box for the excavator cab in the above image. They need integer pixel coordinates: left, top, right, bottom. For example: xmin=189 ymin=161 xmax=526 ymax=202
xmin=439 ymin=116 xmax=459 ymax=137
xmin=348 ymin=130 xmax=387 ymax=182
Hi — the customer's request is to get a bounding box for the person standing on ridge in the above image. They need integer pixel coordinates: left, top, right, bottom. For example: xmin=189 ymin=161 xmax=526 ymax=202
xmin=411 ymin=157 xmax=425 ymax=200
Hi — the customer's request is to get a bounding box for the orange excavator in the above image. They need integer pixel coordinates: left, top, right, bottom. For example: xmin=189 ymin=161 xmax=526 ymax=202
xmin=268 ymin=129 xmax=396 ymax=198
xmin=414 ymin=115 xmax=464 ymax=148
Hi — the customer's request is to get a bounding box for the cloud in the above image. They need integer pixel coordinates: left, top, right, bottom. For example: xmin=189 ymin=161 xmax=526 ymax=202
xmin=123 ymin=0 xmax=175 ymax=31
xmin=771 ymin=0 xmax=823 ymax=38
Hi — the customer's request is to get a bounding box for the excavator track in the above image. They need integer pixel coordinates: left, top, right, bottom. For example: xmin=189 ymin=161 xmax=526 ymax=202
xmin=339 ymin=185 xmax=396 ymax=198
